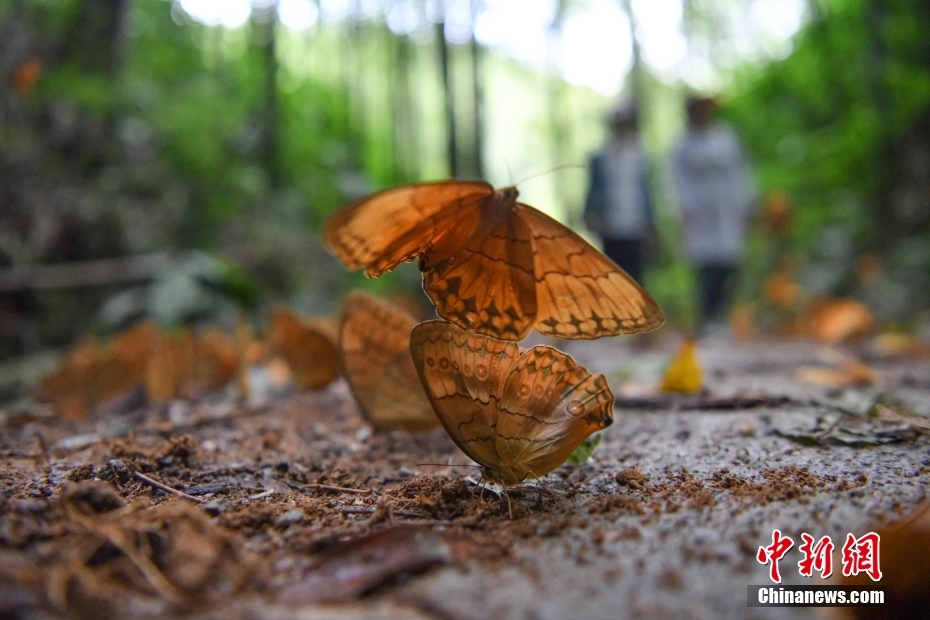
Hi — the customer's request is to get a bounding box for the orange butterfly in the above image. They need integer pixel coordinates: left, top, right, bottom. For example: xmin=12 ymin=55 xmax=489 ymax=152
xmin=339 ymin=291 xmax=438 ymax=431
xmin=324 ymin=182 xmax=664 ymax=340
xmin=268 ymin=309 xmax=342 ymax=391
xmin=409 ymin=320 xmax=614 ymax=486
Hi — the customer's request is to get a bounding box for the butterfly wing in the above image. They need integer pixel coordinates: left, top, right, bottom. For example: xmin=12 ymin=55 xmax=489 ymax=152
xmin=409 ymin=320 xmax=521 ymax=469
xmin=496 ymin=346 xmax=614 ymax=480
xmin=518 ymin=204 xmax=665 ymax=339
xmin=269 ymin=309 xmax=341 ymax=391
xmin=339 ymin=291 xmax=438 ymax=432
xmin=422 ymin=210 xmax=537 ymax=340
xmin=324 ymin=181 xmax=494 ymax=277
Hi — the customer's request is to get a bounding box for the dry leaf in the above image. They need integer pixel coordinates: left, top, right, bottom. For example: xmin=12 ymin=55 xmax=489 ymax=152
xmin=837 ymin=501 xmax=930 ymax=619
xmin=729 ymin=302 xmax=756 ymax=341
xmin=764 ymin=272 xmax=801 ymax=309
xmin=660 ymin=340 xmax=703 ymax=394
xmin=806 ymin=298 xmax=873 ymax=343
xmin=793 ymin=362 xmax=874 ymax=388
xmin=279 ymin=527 xmax=451 ymax=604
xmin=13 ymin=58 xmax=41 ymax=93
xmin=870 ymin=332 xmax=928 ymax=359
xmin=760 ymin=191 xmax=793 ymax=235
xmin=268 ymin=308 xmax=341 ymax=391
xmin=856 ymin=253 xmax=883 ymax=285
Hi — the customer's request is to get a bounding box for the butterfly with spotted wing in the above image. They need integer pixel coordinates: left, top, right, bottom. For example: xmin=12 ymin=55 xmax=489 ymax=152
xmin=409 ymin=320 xmax=614 ymax=486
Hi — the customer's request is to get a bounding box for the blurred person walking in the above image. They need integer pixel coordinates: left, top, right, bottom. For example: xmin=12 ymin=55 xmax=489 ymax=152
xmin=583 ymin=103 xmax=655 ymax=285
xmin=672 ymin=96 xmax=756 ymax=330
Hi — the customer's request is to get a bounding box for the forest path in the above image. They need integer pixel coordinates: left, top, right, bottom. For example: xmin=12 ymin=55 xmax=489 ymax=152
xmin=1 ymin=333 xmax=927 ymax=619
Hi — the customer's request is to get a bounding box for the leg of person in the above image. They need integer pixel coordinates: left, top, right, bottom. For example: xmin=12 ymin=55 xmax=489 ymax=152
xmin=699 ymin=262 xmax=737 ymax=323
xmin=602 ymin=237 xmax=644 ymax=284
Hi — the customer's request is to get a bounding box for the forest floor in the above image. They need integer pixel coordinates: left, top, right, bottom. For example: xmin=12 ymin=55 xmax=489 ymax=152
xmin=1 ymin=332 xmax=928 ymax=620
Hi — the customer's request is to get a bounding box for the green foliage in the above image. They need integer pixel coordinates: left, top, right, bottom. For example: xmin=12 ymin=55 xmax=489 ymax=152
xmin=568 ymin=434 xmax=601 ymax=466
xmin=724 ymin=0 xmax=930 ymax=317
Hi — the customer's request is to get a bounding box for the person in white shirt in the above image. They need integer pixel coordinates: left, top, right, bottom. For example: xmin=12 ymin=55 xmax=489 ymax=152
xmin=673 ymin=96 xmax=757 ymax=326
xmin=583 ymin=103 xmax=655 ymax=285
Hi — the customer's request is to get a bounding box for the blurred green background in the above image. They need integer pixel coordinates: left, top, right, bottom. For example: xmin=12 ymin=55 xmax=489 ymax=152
xmin=1 ymin=0 xmax=929 ymax=358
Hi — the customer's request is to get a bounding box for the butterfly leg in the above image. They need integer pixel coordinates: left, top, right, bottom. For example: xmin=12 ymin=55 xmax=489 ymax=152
xmin=474 ymin=472 xmax=487 ymax=503
xmin=502 ymin=487 xmax=513 ymax=520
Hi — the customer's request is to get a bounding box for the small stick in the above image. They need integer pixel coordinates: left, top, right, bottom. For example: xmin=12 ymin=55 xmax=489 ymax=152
xmin=133 ymin=471 xmax=203 ymax=504
xmin=304 ymin=483 xmax=371 ymax=495
xmin=35 ymin=432 xmax=52 ymax=478
xmin=340 ymin=508 xmax=428 ymax=518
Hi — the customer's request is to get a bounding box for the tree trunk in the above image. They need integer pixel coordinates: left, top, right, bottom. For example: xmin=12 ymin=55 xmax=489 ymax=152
xmin=436 ymin=21 xmax=459 ymax=178
xmin=393 ymin=34 xmax=418 ymax=181
xmin=60 ymin=0 xmax=127 ymax=76
xmin=469 ymin=1 xmax=484 ymax=180
xmin=863 ymin=0 xmax=893 ymax=253
xmin=621 ymin=0 xmax=644 ymax=105
xmin=253 ymin=4 xmax=280 ymax=188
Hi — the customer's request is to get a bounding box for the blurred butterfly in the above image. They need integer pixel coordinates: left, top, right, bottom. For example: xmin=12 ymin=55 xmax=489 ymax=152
xmin=324 ymin=181 xmax=664 ymax=341
xmin=269 ymin=309 xmax=341 ymax=391
xmin=409 ymin=320 xmax=614 ymax=486
xmin=339 ymin=291 xmax=438 ymax=432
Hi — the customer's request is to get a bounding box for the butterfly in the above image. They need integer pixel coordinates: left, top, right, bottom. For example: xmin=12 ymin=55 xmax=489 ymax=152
xmin=324 ymin=181 xmax=664 ymax=341
xmin=268 ymin=309 xmax=342 ymax=391
xmin=339 ymin=291 xmax=438 ymax=432
xmin=409 ymin=320 xmax=614 ymax=486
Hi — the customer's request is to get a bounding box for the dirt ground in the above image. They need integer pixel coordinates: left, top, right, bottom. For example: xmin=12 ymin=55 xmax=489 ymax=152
xmin=1 ymin=332 xmax=928 ymax=620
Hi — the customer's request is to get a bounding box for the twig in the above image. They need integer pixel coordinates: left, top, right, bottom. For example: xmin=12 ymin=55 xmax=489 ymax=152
xmin=133 ymin=471 xmax=203 ymax=504
xmin=35 ymin=432 xmax=52 ymax=477
xmin=304 ymin=483 xmax=371 ymax=495
xmin=340 ymin=508 xmax=429 ymax=518
xmin=0 ymin=252 xmax=177 ymax=291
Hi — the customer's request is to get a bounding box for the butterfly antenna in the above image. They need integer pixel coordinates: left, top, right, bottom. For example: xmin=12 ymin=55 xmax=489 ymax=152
xmin=513 ymin=164 xmax=585 ymax=188
xmin=414 ymin=463 xmax=482 ymax=468
xmin=531 ymin=474 xmax=565 ymax=498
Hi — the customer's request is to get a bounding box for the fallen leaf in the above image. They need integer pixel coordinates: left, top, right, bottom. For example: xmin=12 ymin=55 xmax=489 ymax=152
xmin=279 ymin=527 xmax=451 ymax=604
xmin=660 ymin=340 xmax=703 ymax=394
xmin=806 ymin=298 xmax=873 ymax=343
xmin=760 ymin=191 xmax=793 ymax=235
xmin=769 ymin=409 xmax=917 ymax=447
xmin=855 ymin=253 xmax=883 ymax=285
xmin=764 ymin=272 xmax=801 ymax=309
xmin=839 ymin=501 xmax=930 ymax=619
xmin=870 ymin=332 xmax=928 ymax=359
xmin=12 ymin=58 xmax=41 ymax=93
xmin=729 ymin=302 xmax=756 ymax=341
xmin=794 ymin=362 xmax=874 ymax=388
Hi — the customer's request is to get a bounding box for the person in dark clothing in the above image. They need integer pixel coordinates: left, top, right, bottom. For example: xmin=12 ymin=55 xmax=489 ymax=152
xmin=583 ymin=103 xmax=655 ymax=285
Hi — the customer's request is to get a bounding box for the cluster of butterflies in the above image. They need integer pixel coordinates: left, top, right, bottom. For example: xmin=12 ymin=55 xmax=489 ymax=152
xmin=327 ymin=181 xmax=665 ymax=487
